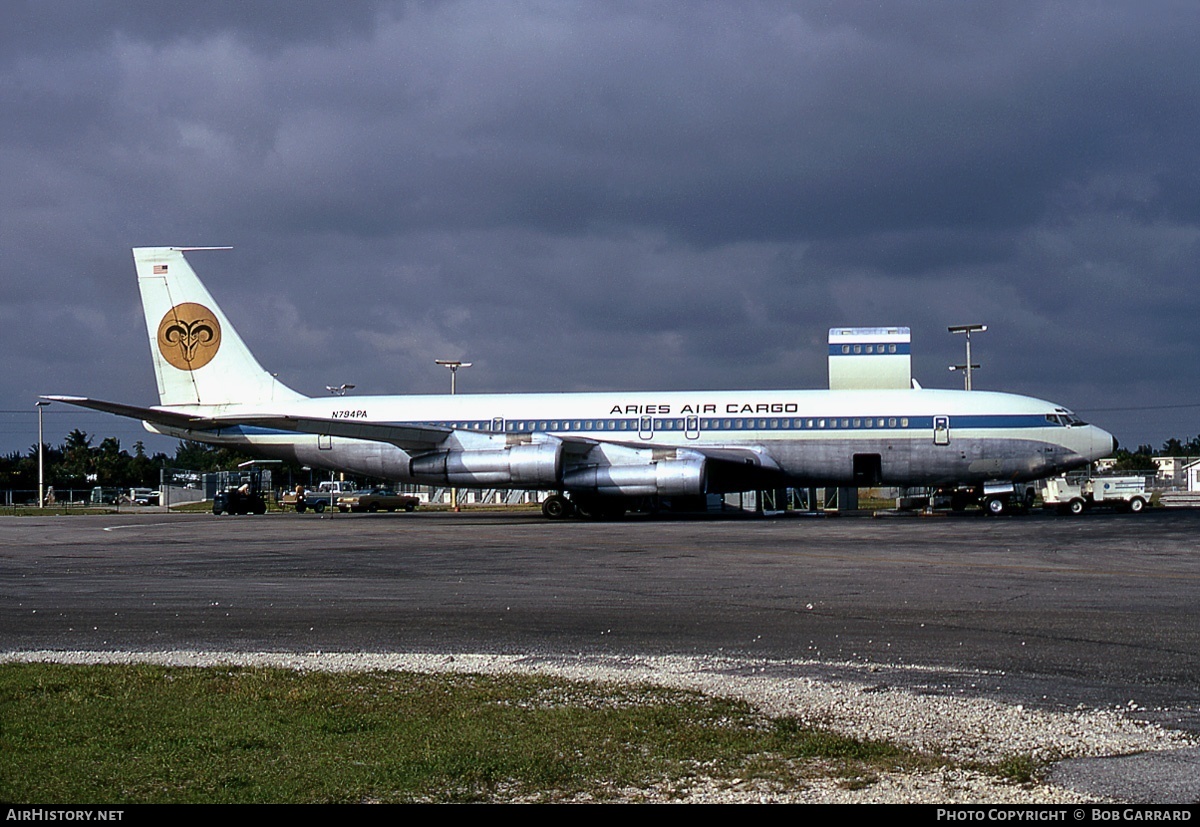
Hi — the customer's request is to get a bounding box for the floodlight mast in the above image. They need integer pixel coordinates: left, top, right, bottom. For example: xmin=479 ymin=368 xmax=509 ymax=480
xmin=435 ymin=360 xmax=472 ymax=395
xmin=36 ymin=401 xmax=50 ymax=508
xmin=948 ymin=324 xmax=986 ymax=390
xmin=436 ymin=360 xmax=472 ymax=511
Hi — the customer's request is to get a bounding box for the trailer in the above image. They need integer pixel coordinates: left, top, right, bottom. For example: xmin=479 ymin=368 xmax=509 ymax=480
xmin=1040 ymin=474 xmax=1149 ymax=515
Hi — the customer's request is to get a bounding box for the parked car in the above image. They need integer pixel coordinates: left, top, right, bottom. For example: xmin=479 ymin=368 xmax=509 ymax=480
xmin=129 ymin=487 xmax=160 ymax=506
xmin=337 ymin=488 xmax=419 ymax=513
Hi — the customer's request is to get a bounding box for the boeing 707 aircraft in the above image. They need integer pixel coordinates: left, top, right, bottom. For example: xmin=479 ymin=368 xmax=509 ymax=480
xmin=46 ymin=247 xmax=1116 ymax=518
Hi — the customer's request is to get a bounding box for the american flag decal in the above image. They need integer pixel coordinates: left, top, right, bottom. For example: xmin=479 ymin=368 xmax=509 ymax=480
xmin=153 ymin=265 xmax=168 ymax=275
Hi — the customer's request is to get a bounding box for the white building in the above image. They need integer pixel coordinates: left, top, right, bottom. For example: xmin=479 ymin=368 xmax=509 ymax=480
xmin=1185 ymin=459 xmax=1200 ymax=493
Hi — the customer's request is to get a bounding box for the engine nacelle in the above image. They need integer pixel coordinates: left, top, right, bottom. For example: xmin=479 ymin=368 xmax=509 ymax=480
xmin=409 ymin=442 xmax=563 ymax=488
xmin=561 ymin=458 xmax=707 ymax=497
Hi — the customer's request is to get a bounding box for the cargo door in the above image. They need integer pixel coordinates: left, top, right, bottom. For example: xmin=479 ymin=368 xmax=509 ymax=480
xmin=933 ymin=415 xmax=950 ymax=446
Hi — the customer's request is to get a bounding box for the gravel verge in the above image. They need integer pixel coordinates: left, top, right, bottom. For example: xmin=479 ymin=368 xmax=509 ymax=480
xmin=5 ymin=649 xmax=1194 ymax=803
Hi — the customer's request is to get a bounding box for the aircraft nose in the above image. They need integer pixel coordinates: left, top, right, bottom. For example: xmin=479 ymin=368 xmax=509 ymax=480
xmin=1090 ymin=426 xmax=1117 ymax=461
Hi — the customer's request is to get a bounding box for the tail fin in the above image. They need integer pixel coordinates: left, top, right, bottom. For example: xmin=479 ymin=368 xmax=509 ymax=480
xmin=135 ymin=247 xmax=306 ymax=407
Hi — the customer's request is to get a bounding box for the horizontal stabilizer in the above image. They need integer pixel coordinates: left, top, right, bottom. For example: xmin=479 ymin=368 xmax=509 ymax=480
xmin=45 ymin=395 xmax=455 ymax=452
xmin=41 ymin=396 xmax=218 ymax=431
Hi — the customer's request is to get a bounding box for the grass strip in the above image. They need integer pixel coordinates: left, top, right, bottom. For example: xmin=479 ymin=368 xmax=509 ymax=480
xmin=2 ymin=663 xmax=959 ymax=802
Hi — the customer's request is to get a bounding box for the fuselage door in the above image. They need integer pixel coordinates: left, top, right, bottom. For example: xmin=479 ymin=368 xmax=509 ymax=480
xmin=685 ymin=415 xmax=700 ymax=440
xmin=492 ymin=417 xmax=505 ymax=434
xmin=639 ymin=415 xmax=654 ymax=440
xmin=318 ymin=434 xmax=333 ymax=451
xmin=933 ymin=415 xmax=950 ymax=446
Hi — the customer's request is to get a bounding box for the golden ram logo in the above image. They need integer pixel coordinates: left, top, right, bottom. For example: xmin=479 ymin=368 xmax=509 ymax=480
xmin=157 ymin=303 xmax=221 ymax=371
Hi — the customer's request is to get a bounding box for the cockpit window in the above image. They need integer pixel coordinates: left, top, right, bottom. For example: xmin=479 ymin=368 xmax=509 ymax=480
xmin=1048 ymin=410 xmax=1088 ymax=427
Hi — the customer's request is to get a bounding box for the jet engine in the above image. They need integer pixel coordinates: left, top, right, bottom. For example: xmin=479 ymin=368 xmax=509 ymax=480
xmin=410 ymin=442 xmax=563 ymax=487
xmin=561 ymin=457 xmax=707 ymax=497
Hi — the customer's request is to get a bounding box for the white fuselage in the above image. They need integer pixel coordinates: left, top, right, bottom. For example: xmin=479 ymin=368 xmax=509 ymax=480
xmin=148 ymin=386 xmax=1115 ymax=490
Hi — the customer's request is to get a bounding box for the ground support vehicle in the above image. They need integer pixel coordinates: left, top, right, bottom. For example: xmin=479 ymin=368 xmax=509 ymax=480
xmin=911 ymin=481 xmax=1037 ymax=515
xmin=212 ymin=462 xmax=275 ymax=515
xmin=976 ymin=481 xmax=1038 ymax=516
xmin=1041 ymin=474 xmax=1149 ymax=515
xmin=336 ymin=488 xmax=419 ymax=513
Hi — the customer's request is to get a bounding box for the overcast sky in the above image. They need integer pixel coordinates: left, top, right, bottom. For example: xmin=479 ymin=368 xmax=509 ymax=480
xmin=3 ymin=1 xmax=1198 ymax=458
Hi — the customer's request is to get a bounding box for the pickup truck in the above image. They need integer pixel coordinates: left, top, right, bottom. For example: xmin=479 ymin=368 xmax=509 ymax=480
xmin=283 ymin=480 xmax=358 ymax=513
xmin=337 ymin=488 xmax=419 ymax=513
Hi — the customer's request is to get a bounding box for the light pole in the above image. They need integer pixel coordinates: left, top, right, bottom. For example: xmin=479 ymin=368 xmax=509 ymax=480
xmin=435 ymin=360 xmax=471 ymax=511
xmin=948 ymin=363 xmax=980 ymax=387
xmin=435 ymin=360 xmax=472 ymax=395
xmin=948 ymin=324 xmax=986 ymax=390
xmin=36 ymin=401 xmax=50 ymax=508
xmin=322 ymin=386 xmax=355 ymax=517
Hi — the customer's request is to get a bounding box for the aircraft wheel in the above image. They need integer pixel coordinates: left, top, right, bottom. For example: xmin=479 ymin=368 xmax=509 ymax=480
xmin=985 ymin=497 xmax=1006 ymax=516
xmin=1068 ymin=498 xmax=1086 ymax=516
xmin=542 ymin=495 xmax=571 ymax=519
xmin=1128 ymin=497 xmax=1146 ymax=514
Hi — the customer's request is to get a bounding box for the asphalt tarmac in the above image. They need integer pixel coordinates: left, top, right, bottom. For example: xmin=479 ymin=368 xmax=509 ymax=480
xmin=3 ymin=506 xmax=1199 ymax=800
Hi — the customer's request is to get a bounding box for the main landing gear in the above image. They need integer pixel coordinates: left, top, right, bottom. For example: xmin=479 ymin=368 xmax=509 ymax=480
xmin=541 ymin=494 xmax=627 ymax=520
xmin=542 ymin=494 xmax=573 ymax=519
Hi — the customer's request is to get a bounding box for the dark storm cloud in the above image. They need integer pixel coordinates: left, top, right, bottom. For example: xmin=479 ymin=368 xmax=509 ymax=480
xmin=3 ymin=1 xmax=1199 ymax=456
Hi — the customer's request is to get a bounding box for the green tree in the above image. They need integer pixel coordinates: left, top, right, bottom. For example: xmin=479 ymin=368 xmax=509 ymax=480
xmin=1111 ymin=447 xmax=1155 ymax=472
xmin=57 ymin=429 xmax=95 ymax=485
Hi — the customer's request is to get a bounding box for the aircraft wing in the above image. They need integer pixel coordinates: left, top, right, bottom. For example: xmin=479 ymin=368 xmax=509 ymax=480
xmin=207 ymin=413 xmax=452 ymax=452
xmin=44 ymin=396 xmax=783 ymax=483
xmin=43 ymin=396 xmax=453 ymax=453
